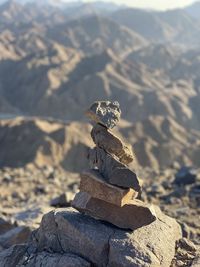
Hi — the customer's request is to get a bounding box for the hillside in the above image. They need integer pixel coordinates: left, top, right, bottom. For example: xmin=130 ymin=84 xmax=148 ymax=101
xmin=0 ymin=116 xmax=200 ymax=171
xmin=0 ymin=2 xmax=200 ymax=262
xmin=185 ymin=1 xmax=200 ymax=19
xmin=112 ymin=7 xmax=200 ymax=44
xmin=0 ymin=117 xmax=92 ymax=172
xmin=0 ymin=0 xmax=200 ymax=171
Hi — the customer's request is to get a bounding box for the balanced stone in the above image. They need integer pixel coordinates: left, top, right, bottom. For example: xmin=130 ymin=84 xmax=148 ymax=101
xmin=80 ymin=170 xmax=138 ymax=207
xmin=85 ymin=101 xmax=121 ymax=129
xmin=88 ymin=147 xmax=142 ymax=191
xmin=91 ymin=123 xmax=134 ymax=164
xmin=72 ymin=192 xmax=157 ymax=230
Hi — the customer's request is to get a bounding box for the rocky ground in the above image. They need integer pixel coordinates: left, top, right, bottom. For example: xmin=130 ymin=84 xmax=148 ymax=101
xmin=0 ymin=164 xmax=199 ymax=266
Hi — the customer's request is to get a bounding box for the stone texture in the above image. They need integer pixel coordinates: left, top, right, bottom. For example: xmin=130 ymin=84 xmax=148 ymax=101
xmin=171 ymin=238 xmax=197 ymax=267
xmin=72 ymin=192 xmax=156 ymax=230
xmin=20 ymin=252 xmax=91 ymax=267
xmin=85 ymin=101 xmax=121 ymax=129
xmin=107 ymin=207 xmax=182 ymax=267
xmin=1 ymin=208 xmax=181 ymax=267
xmin=80 ymin=170 xmax=137 ymax=206
xmin=91 ymin=123 xmax=134 ymax=164
xmin=88 ymin=147 xmax=142 ymax=191
xmin=0 ymin=225 xmax=31 ymax=249
xmin=191 ymin=253 xmax=200 ymax=267
xmin=0 ymin=244 xmax=27 ymax=267
xmin=35 ymin=208 xmax=115 ymax=267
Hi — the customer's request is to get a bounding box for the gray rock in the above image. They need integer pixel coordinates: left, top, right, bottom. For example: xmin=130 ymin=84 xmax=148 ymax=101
xmin=85 ymin=101 xmax=121 ymax=129
xmin=35 ymin=208 xmax=115 ymax=266
xmin=171 ymin=238 xmax=197 ymax=267
xmin=173 ymin=167 xmax=197 ymax=185
xmin=5 ymin=207 xmax=181 ymax=267
xmin=191 ymin=253 xmax=200 ymax=267
xmin=178 ymin=238 xmax=196 ymax=253
xmin=108 ymin=207 xmax=182 ymax=267
xmin=19 ymin=251 xmax=91 ymax=267
xmin=88 ymin=147 xmax=142 ymax=191
xmin=0 ymin=244 xmax=27 ymax=267
xmin=0 ymin=226 xmax=31 ymax=249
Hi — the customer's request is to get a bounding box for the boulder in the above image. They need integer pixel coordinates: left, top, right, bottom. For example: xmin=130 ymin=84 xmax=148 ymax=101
xmin=35 ymin=208 xmax=115 ymax=266
xmin=108 ymin=207 xmax=182 ymax=267
xmin=173 ymin=167 xmax=197 ymax=185
xmin=91 ymin=123 xmax=134 ymax=164
xmin=88 ymin=147 xmax=142 ymax=191
xmin=85 ymin=101 xmax=121 ymax=129
xmin=80 ymin=170 xmax=137 ymax=207
xmin=0 ymin=208 xmax=182 ymax=267
xmin=72 ymin=192 xmax=157 ymax=230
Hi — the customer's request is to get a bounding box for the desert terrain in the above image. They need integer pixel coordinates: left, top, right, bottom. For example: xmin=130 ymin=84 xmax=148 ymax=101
xmin=0 ymin=1 xmax=200 ymax=266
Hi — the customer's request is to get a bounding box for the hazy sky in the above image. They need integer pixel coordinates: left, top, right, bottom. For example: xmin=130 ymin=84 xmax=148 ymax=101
xmin=83 ymin=0 xmax=198 ymax=10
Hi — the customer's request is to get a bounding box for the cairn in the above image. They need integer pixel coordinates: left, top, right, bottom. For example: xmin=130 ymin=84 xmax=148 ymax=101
xmin=72 ymin=101 xmax=156 ymax=230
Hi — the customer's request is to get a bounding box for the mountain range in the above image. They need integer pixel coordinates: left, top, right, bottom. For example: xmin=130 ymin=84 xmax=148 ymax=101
xmin=0 ymin=0 xmax=200 ymax=170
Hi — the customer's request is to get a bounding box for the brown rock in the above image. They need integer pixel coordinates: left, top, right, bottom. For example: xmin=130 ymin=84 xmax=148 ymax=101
xmin=72 ymin=192 xmax=156 ymax=230
xmin=85 ymin=101 xmax=121 ymax=129
xmin=91 ymin=123 xmax=134 ymax=164
xmin=88 ymin=147 xmax=142 ymax=191
xmin=80 ymin=170 xmax=137 ymax=207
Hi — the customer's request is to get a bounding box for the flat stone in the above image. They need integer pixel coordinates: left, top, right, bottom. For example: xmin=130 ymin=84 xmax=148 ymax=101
xmin=85 ymin=101 xmax=121 ymax=129
xmin=80 ymin=170 xmax=137 ymax=207
xmin=10 ymin=207 xmax=181 ymax=267
xmin=91 ymin=123 xmax=134 ymax=164
xmin=88 ymin=147 xmax=142 ymax=191
xmin=72 ymin=192 xmax=156 ymax=230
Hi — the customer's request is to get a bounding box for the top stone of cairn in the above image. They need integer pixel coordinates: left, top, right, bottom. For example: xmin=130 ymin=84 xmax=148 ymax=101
xmin=85 ymin=101 xmax=121 ymax=129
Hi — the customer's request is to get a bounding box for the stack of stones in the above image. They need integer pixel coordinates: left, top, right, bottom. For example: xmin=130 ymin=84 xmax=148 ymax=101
xmin=72 ymin=101 xmax=156 ymax=230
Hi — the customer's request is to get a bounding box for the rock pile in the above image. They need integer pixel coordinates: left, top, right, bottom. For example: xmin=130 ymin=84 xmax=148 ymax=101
xmin=72 ymin=101 xmax=156 ymax=229
xmin=2 ymin=101 xmax=196 ymax=267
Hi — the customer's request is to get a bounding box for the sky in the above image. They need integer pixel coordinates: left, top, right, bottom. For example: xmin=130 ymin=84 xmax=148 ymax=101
xmin=0 ymin=0 xmax=198 ymax=11
xmin=80 ymin=0 xmax=199 ymax=10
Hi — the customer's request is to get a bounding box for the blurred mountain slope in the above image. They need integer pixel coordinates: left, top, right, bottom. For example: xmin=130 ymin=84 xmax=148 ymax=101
xmin=0 ymin=1 xmax=200 ymax=170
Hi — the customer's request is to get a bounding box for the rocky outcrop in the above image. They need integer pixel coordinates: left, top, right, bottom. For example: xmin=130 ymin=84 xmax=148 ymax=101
xmin=0 ymin=207 xmax=182 ymax=267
